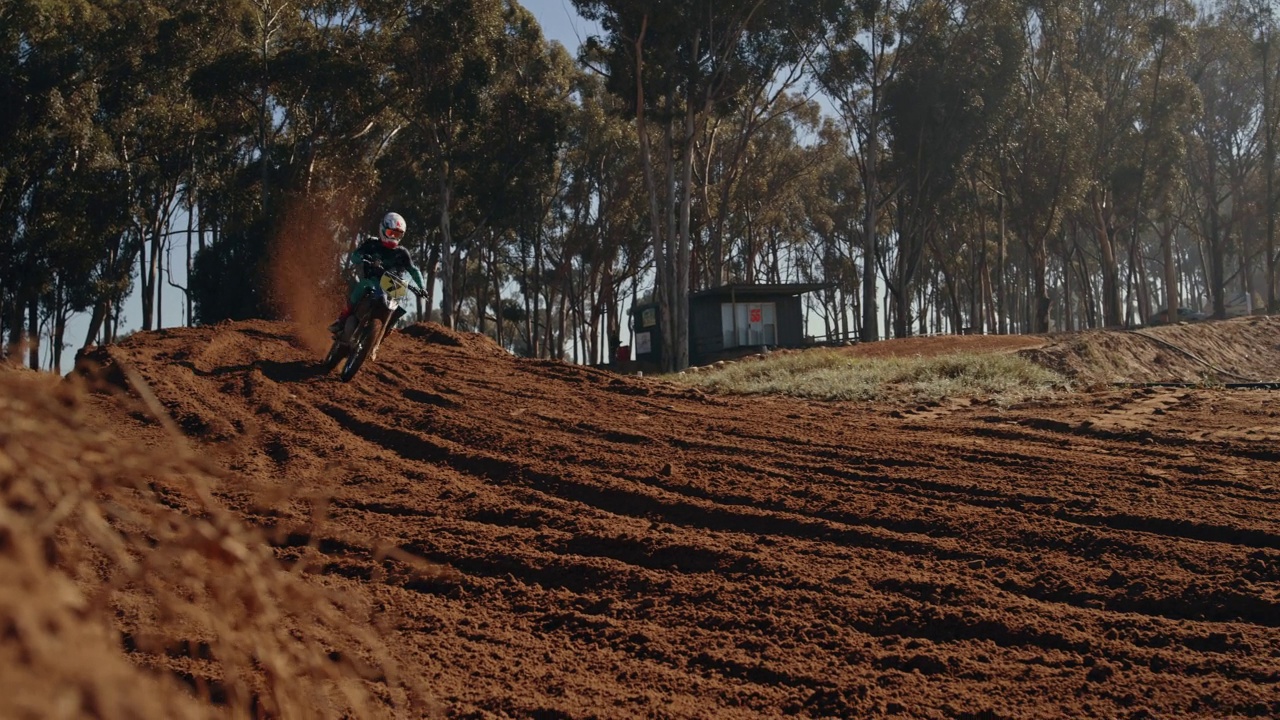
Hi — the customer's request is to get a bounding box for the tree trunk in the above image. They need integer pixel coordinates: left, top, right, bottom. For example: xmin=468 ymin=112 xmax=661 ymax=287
xmin=489 ymin=237 xmax=502 ymax=341
xmin=438 ymin=167 xmax=455 ymax=329
xmin=5 ymin=303 xmax=21 ymax=364
xmin=997 ymin=187 xmax=1007 ymax=335
xmin=1092 ymin=193 xmax=1122 ymax=327
xmin=1262 ymin=33 xmax=1277 ymax=312
xmin=1132 ymin=237 xmax=1153 ymax=326
xmin=83 ymin=298 xmax=107 ymax=351
xmin=186 ymin=205 xmax=194 ymax=326
xmin=532 ymin=231 xmax=544 ymax=357
xmin=1029 ymin=234 xmax=1050 ymax=333
xmin=140 ymin=232 xmax=153 ymax=331
xmin=1208 ymin=158 xmax=1227 ymax=318
xmin=662 ymin=117 xmax=678 ymax=369
xmin=1162 ymin=211 xmax=1178 ymax=325
xmin=421 ymin=235 xmax=439 ymax=324
xmin=1062 ymin=241 xmax=1073 ymax=332
xmin=674 ymin=98 xmax=695 ymax=371
xmin=53 ymin=281 xmax=67 ymax=374
xmin=27 ymin=299 xmax=39 ymax=370
xmin=156 ymin=237 xmax=164 ymax=331
xmin=862 ymin=135 xmax=880 ymax=342
xmin=632 ymin=15 xmax=674 ymax=370
xmin=891 ymin=278 xmax=910 ymax=339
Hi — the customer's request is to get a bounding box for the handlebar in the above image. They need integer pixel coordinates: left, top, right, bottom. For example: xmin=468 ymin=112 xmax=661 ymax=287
xmin=378 ymin=267 xmax=426 ymax=298
xmin=357 ymin=258 xmax=424 ymax=298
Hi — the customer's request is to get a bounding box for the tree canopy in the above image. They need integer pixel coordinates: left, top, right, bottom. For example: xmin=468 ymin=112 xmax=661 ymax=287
xmin=3 ymin=0 xmax=1277 ymax=372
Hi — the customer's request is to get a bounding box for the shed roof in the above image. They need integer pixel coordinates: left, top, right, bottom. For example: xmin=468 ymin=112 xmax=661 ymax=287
xmin=690 ymin=282 xmax=829 ymax=300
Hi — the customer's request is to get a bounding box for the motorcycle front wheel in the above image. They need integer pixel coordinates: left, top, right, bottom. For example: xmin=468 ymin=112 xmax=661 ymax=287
xmin=340 ymin=317 xmax=383 ymax=383
xmin=321 ymin=338 xmax=348 ymax=373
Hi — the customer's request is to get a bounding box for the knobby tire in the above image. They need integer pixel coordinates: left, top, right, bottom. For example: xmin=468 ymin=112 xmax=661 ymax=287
xmin=340 ymin=317 xmax=383 ymax=382
xmin=321 ymin=338 xmax=348 ymax=373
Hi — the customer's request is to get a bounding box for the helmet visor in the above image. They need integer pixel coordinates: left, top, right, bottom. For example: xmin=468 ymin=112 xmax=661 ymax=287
xmin=384 ymin=227 xmax=404 ymax=240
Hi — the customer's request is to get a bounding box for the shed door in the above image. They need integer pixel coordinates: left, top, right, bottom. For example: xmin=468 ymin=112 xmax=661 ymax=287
xmin=721 ymin=302 xmax=777 ymax=348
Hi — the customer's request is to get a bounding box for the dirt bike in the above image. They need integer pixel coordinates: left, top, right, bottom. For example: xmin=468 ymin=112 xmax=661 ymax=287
xmin=322 ymin=266 xmax=424 ymax=382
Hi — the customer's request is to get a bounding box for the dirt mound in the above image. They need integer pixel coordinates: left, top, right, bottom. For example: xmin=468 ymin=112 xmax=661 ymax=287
xmin=401 ymin=321 xmax=511 ymax=358
xmin=1021 ymin=315 xmax=1280 ymax=385
xmin=821 ymin=316 xmax=1280 ymax=386
xmin=9 ymin=318 xmax=1280 ymax=718
xmin=0 ymin=370 xmax=432 ymax=719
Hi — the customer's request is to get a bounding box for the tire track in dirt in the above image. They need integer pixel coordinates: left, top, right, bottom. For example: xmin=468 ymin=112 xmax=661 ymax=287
xmin=77 ymin=320 xmax=1280 ymax=719
xmin=360 ymin=351 xmax=1280 ymax=635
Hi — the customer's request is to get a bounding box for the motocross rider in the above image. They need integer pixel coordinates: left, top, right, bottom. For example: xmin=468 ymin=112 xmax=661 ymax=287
xmin=328 ymin=211 xmax=427 ymax=336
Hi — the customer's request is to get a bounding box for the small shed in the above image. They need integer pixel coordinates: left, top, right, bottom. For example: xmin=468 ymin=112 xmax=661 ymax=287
xmin=630 ymin=282 xmax=826 ymax=368
xmin=628 ymin=301 xmax=664 ymax=366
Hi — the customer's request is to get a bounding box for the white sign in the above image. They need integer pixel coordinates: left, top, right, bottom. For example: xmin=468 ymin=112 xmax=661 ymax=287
xmin=635 ymin=331 xmax=651 ymax=355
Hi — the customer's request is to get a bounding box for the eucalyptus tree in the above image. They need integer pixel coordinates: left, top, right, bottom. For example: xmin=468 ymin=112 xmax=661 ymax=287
xmin=553 ymin=70 xmax=647 ymax=364
xmin=393 ymin=0 xmax=514 ymax=329
xmin=572 ymin=0 xmax=838 ymax=370
xmin=699 ymin=94 xmax=825 ymax=286
xmin=802 ymin=123 xmax=864 ymax=341
xmin=486 ymin=16 xmax=576 ymax=359
xmin=96 ymin=2 xmax=209 ymax=333
xmin=1071 ymin=0 xmax=1147 ymax=327
xmin=814 ymin=0 xmax=921 ymax=341
xmin=185 ymin=0 xmax=398 ymax=323
xmin=1066 ymin=0 xmax=1194 ymax=327
xmin=360 ymin=1 xmax=574 ymax=349
xmin=1002 ymin=0 xmax=1094 ymax=333
xmin=1246 ymin=0 xmax=1280 ymax=310
xmin=881 ymin=0 xmax=1023 ymax=338
xmin=0 ymin=0 xmax=77 ymax=362
xmin=0 ymin=0 xmax=30 ymax=359
xmin=0 ymin=0 xmax=135 ymax=367
xmin=1131 ymin=0 xmax=1198 ymax=325
xmin=1185 ymin=6 xmax=1260 ymax=319
xmin=937 ymin=178 xmax=994 ymax=333
xmin=693 ymin=35 xmax=825 ymax=289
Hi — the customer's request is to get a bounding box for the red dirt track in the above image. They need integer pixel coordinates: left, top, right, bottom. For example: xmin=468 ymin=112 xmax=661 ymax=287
xmin=28 ymin=320 xmax=1280 ymax=717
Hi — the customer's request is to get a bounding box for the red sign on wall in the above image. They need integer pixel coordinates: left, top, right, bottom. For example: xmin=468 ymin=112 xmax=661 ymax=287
xmin=749 ymin=308 xmax=762 ymax=324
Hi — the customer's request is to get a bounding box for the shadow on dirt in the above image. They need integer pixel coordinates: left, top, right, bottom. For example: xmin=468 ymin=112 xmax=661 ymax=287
xmin=177 ymin=359 xmax=331 ymax=383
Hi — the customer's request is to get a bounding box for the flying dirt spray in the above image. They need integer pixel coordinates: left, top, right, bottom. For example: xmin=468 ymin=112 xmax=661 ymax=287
xmin=267 ymin=198 xmax=356 ymax=356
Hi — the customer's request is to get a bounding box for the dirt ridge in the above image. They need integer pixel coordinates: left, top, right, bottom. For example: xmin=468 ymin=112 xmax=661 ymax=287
xmin=6 ymin=317 xmax=1280 ymax=718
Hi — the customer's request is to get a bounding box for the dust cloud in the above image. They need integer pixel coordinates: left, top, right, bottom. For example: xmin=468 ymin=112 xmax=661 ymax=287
xmin=268 ymin=198 xmax=356 ymax=355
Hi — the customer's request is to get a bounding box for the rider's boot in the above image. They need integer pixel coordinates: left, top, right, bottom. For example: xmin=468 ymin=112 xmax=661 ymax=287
xmin=328 ymin=305 xmax=352 ymax=335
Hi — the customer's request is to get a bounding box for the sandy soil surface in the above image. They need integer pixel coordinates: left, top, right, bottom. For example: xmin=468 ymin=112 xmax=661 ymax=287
xmin=5 ymin=317 xmax=1280 ymax=719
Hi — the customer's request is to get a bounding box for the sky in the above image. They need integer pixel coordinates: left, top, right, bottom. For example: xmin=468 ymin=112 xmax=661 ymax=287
xmin=522 ymin=0 xmax=601 ymax=51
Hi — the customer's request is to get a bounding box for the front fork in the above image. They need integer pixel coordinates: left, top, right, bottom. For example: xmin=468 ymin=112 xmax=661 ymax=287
xmin=345 ymin=303 xmax=404 ymax=347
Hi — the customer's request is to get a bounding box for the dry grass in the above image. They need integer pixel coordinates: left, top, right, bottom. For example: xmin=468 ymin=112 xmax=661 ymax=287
xmin=0 ymin=369 xmax=436 ymax=719
xmin=674 ymin=349 xmax=1068 ymax=403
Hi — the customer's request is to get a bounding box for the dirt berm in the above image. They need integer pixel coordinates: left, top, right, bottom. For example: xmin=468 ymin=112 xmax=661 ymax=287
xmin=3 ymin=317 xmax=1279 ymax=718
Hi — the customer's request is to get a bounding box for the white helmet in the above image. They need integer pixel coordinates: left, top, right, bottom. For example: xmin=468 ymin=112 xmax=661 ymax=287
xmin=380 ymin=212 xmax=407 ymax=248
